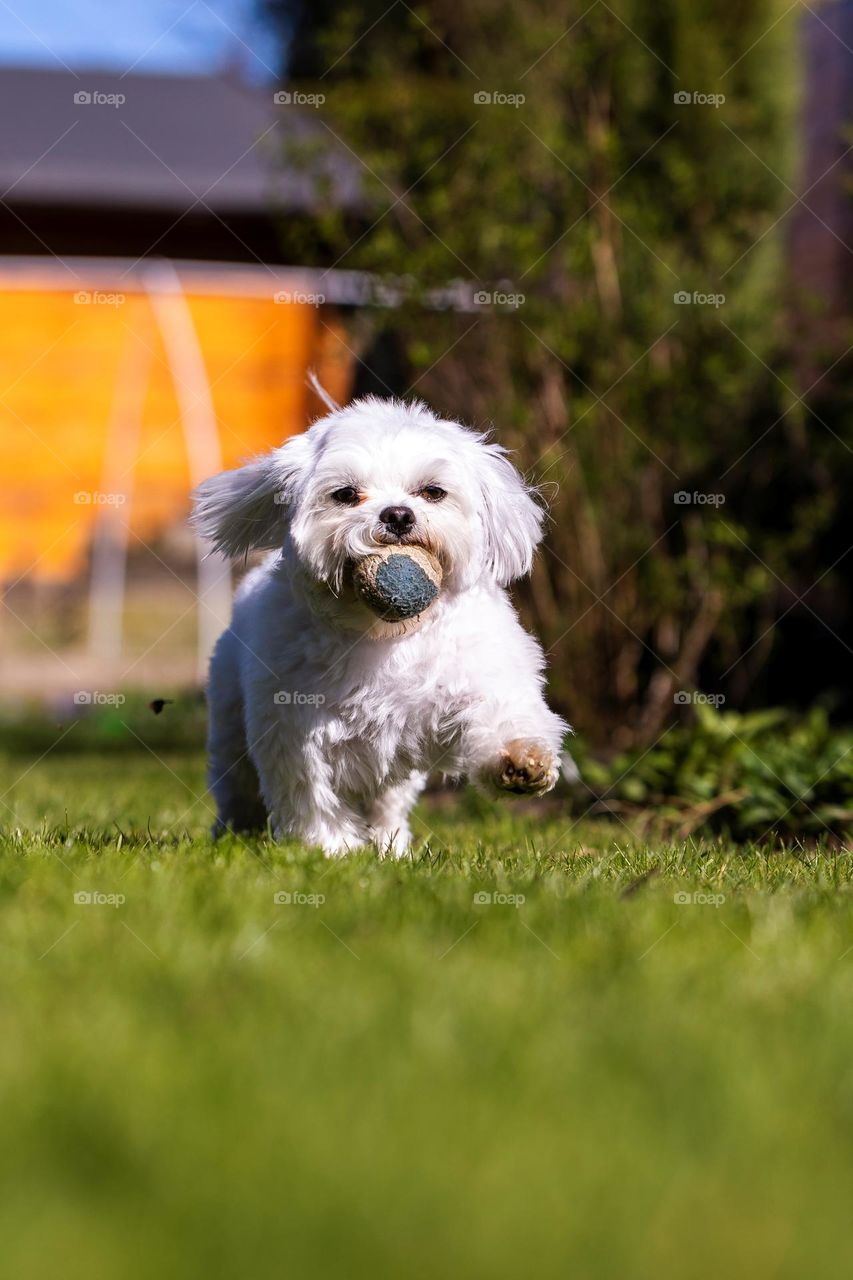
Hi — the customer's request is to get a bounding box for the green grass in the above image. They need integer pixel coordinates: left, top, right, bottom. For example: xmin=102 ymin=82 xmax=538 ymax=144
xmin=2 ymin=745 xmax=853 ymax=1279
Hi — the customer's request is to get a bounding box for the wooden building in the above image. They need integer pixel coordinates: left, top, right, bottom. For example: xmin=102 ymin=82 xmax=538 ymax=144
xmin=0 ymin=67 xmax=364 ymax=691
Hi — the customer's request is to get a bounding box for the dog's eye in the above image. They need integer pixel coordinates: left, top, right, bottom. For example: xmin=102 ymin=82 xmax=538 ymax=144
xmin=418 ymin=485 xmax=447 ymax=503
xmin=330 ymin=486 xmax=360 ymax=505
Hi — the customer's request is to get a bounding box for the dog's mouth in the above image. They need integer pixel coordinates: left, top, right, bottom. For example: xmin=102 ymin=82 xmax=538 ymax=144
xmin=370 ymin=528 xmax=449 ymax=574
xmin=373 ymin=530 xmax=420 ymax=547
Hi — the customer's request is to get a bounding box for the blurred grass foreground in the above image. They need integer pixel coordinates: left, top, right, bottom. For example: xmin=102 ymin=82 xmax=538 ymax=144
xmin=1 ymin=739 xmax=852 ymax=1280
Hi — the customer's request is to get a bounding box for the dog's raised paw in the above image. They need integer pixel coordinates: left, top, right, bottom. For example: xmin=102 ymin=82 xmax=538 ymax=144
xmin=493 ymin=740 xmax=560 ymax=796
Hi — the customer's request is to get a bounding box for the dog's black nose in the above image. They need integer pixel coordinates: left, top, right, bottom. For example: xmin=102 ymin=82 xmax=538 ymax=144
xmin=379 ymin=505 xmax=415 ymax=534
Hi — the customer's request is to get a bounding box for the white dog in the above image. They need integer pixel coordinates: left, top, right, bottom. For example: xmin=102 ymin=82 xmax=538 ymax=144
xmin=192 ymin=395 xmax=568 ymax=855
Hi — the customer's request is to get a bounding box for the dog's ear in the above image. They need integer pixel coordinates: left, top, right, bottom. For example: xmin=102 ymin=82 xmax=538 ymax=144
xmin=191 ymin=433 xmax=312 ymax=558
xmin=478 ymin=444 xmax=545 ymax=585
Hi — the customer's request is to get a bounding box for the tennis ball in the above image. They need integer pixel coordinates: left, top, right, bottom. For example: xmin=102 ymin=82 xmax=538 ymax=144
xmin=352 ymin=546 xmax=443 ymax=622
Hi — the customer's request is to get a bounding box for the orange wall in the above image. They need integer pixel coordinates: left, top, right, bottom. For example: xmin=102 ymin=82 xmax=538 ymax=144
xmin=0 ymin=289 xmax=352 ymax=580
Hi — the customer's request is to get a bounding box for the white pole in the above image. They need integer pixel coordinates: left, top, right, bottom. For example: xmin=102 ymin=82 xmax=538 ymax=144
xmin=87 ymin=316 xmax=151 ymax=665
xmin=144 ymin=261 xmax=232 ymax=683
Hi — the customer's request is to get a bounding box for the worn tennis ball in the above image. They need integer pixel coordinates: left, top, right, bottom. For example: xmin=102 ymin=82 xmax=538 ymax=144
xmin=352 ymin=546 xmax=443 ymax=622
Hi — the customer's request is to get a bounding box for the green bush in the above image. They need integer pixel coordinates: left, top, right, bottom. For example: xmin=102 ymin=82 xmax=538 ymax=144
xmin=272 ymin=0 xmax=852 ymax=746
xmin=573 ymin=705 xmax=853 ymax=841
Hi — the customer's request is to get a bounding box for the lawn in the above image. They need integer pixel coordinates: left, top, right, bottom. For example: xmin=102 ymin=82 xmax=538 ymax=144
xmin=2 ymin=740 xmax=853 ymax=1279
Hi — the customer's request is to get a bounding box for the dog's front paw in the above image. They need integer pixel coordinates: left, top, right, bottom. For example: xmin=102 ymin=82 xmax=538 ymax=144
xmin=491 ymin=740 xmax=560 ymax=796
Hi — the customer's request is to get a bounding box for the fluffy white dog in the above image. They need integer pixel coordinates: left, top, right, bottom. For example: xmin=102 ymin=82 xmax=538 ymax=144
xmin=192 ymin=395 xmax=568 ymax=855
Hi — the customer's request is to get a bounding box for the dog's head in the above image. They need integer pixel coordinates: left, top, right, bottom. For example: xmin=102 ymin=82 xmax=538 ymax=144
xmin=191 ymin=397 xmax=544 ymax=597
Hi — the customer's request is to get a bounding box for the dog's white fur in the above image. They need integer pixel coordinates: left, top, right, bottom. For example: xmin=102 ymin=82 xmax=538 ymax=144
xmin=192 ymin=396 xmax=568 ymax=856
